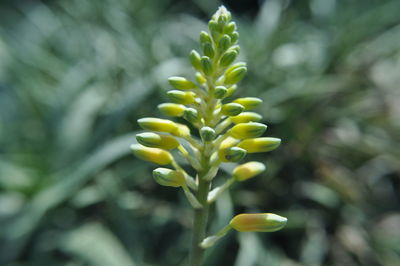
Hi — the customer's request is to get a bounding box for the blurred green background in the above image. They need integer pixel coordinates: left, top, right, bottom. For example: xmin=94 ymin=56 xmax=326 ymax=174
xmin=0 ymin=0 xmax=399 ymax=265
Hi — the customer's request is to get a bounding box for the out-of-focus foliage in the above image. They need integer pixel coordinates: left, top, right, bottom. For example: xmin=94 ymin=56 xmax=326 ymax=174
xmin=0 ymin=0 xmax=399 ymax=265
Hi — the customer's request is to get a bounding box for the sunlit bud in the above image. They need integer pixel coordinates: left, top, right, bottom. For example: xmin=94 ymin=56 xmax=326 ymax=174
xmin=190 ymin=50 xmax=202 ymax=71
xmin=224 ymin=147 xmax=247 ymax=162
xmin=230 ymin=112 xmax=262 ymax=124
xmin=183 ymin=108 xmax=199 ymax=123
xmin=200 ymin=126 xmax=216 ymax=142
xmin=202 ymin=42 xmax=215 ymax=58
xmin=158 ymin=103 xmax=186 ymax=117
xmin=200 ymin=31 xmax=212 ymax=44
xmin=208 ymin=21 xmax=220 ymax=39
xmin=224 ymin=22 xmax=236 ymax=34
xmin=195 ymin=72 xmax=207 ymax=84
xmin=230 ymin=213 xmax=287 ymax=232
xmin=201 ymin=56 xmax=213 ymax=75
xmin=153 ymin=168 xmax=186 ymax=187
xmin=229 ymin=45 xmax=240 ymax=53
xmin=220 ymin=50 xmax=237 ymax=67
xmin=221 ymin=103 xmax=244 ymax=116
xmin=136 ymin=132 xmax=180 ymax=150
xmin=218 ymin=137 xmax=239 ymax=162
xmin=218 ymin=34 xmax=231 ymax=51
xmin=232 ymin=161 xmax=266 ymax=181
xmin=225 ymin=62 xmax=246 ymax=76
xmin=233 ymin=97 xmax=263 ymax=110
xmin=168 ymin=77 xmax=197 ymax=90
xmin=167 ymin=90 xmax=196 ymax=105
xmin=225 ymin=66 xmax=247 ymax=85
xmin=238 ymin=137 xmax=281 ymax=153
xmin=225 ymin=85 xmax=237 ymax=97
xmin=230 ymin=31 xmax=239 ymax=44
xmin=214 ymin=86 xmax=228 ymax=99
xmin=138 ymin=117 xmax=177 ymax=133
xmin=171 ymin=123 xmax=191 ymax=137
xmin=229 ymin=122 xmax=267 ymax=139
xmin=130 ymin=144 xmax=173 ymax=165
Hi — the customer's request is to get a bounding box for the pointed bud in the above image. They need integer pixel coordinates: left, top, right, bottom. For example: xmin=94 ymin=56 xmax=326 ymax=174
xmin=238 ymin=137 xmax=281 ymax=153
xmin=195 ymin=72 xmax=207 ymax=84
xmin=219 ymin=50 xmax=237 ymax=67
xmin=233 ymin=97 xmax=263 ymax=110
xmin=218 ymin=34 xmax=231 ymax=51
xmin=218 ymin=137 xmax=240 ymax=162
xmin=136 ymin=132 xmax=180 ymax=150
xmin=224 ymin=147 xmax=246 ymax=162
xmin=232 ymin=161 xmax=266 ymax=181
xmin=208 ymin=21 xmax=220 ymax=39
xmin=167 ymin=90 xmax=196 ymax=105
xmin=225 ymin=85 xmax=237 ymax=97
xmin=229 ymin=122 xmax=267 ymax=139
xmin=190 ymin=50 xmax=202 ymax=71
xmin=153 ymin=168 xmax=186 ymax=187
xmin=138 ymin=118 xmax=178 ymax=133
xmin=230 ymin=112 xmax=262 ymax=124
xmin=221 ymin=103 xmax=244 ymax=116
xmin=202 ymin=42 xmax=215 ymax=58
xmin=130 ymin=144 xmax=173 ymax=165
xmin=224 ymin=22 xmax=236 ymax=34
xmin=230 ymin=31 xmax=239 ymax=44
xmin=225 ymin=62 xmax=246 ymax=76
xmin=225 ymin=66 xmax=247 ymax=85
xmin=200 ymin=127 xmax=216 ymax=142
xmin=171 ymin=123 xmax=191 ymax=137
xmin=158 ymin=103 xmax=186 ymax=117
xmin=183 ymin=108 xmax=199 ymax=123
xmin=214 ymin=86 xmax=228 ymax=99
xmin=201 ymin=56 xmax=213 ymax=75
xmin=168 ymin=77 xmax=197 ymax=90
xmin=200 ymin=31 xmax=212 ymax=44
xmin=230 ymin=213 xmax=287 ymax=232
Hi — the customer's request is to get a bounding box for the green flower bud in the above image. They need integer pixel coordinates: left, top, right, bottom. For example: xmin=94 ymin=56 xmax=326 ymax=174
xmin=233 ymin=97 xmax=263 ymax=110
xmin=238 ymin=137 xmax=281 ymax=153
xmin=183 ymin=108 xmax=199 ymax=123
xmin=230 ymin=31 xmax=239 ymax=44
xmin=232 ymin=161 xmax=266 ymax=181
xmin=225 ymin=66 xmax=247 ymax=85
xmin=202 ymin=42 xmax=215 ymax=58
xmin=200 ymin=126 xmax=216 ymax=142
xmin=224 ymin=147 xmax=247 ymax=162
xmin=229 ymin=122 xmax=267 ymax=139
xmin=201 ymin=56 xmax=213 ymax=75
xmin=220 ymin=50 xmax=237 ymax=67
xmin=138 ymin=117 xmax=178 ymax=133
xmin=136 ymin=132 xmax=180 ymax=150
xmin=131 ymin=144 xmax=173 ymax=165
xmin=230 ymin=112 xmax=262 ymax=124
xmin=225 ymin=85 xmax=237 ymax=97
xmin=195 ymin=72 xmax=207 ymax=84
xmin=167 ymin=90 xmax=196 ymax=105
xmin=168 ymin=77 xmax=197 ymax=90
xmin=225 ymin=62 xmax=246 ymax=76
xmin=190 ymin=50 xmax=202 ymax=71
xmin=224 ymin=22 xmax=236 ymax=34
xmin=218 ymin=34 xmax=231 ymax=51
xmin=200 ymin=31 xmax=212 ymax=44
xmin=153 ymin=168 xmax=186 ymax=187
xmin=158 ymin=103 xmax=186 ymax=117
xmin=208 ymin=21 xmax=220 ymax=39
xmin=221 ymin=103 xmax=244 ymax=116
xmin=214 ymin=86 xmax=228 ymax=99
xmin=229 ymin=45 xmax=240 ymax=53
xmin=230 ymin=213 xmax=287 ymax=232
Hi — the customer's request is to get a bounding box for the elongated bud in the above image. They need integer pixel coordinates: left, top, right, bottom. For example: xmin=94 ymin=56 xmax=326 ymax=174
xmin=130 ymin=144 xmax=173 ymax=165
xmin=218 ymin=137 xmax=240 ymax=162
xmin=224 ymin=22 xmax=236 ymax=34
xmin=153 ymin=168 xmax=186 ymax=187
xmin=233 ymin=161 xmax=266 ymax=181
xmin=230 ymin=122 xmax=267 ymax=139
xmin=200 ymin=30 xmax=212 ymax=44
xmin=230 ymin=213 xmax=287 ymax=232
xmin=201 ymin=56 xmax=213 ymax=75
xmin=230 ymin=32 xmax=239 ymax=43
xmin=224 ymin=147 xmax=246 ymax=162
xmin=168 ymin=77 xmax=197 ymax=90
xmin=220 ymin=50 xmax=237 ymax=67
xmin=138 ymin=117 xmax=177 ymax=133
xmin=225 ymin=62 xmax=246 ymax=76
xmin=238 ymin=137 xmax=281 ymax=153
xmin=225 ymin=66 xmax=247 ymax=85
xmin=171 ymin=123 xmax=191 ymax=137
xmin=218 ymin=34 xmax=231 ymax=51
xmin=225 ymin=85 xmax=237 ymax=97
xmin=190 ymin=50 xmax=202 ymax=71
xmin=221 ymin=103 xmax=244 ymax=116
xmin=214 ymin=86 xmax=228 ymax=99
xmin=234 ymin=97 xmax=263 ymax=110
xmin=202 ymin=42 xmax=215 ymax=58
xmin=158 ymin=103 xmax=186 ymax=117
xmin=200 ymin=126 xmax=216 ymax=142
xmin=230 ymin=112 xmax=262 ymax=124
xmin=195 ymin=72 xmax=207 ymax=84
xmin=183 ymin=108 xmax=199 ymax=123
xmin=208 ymin=21 xmax=220 ymax=39
xmin=167 ymin=90 xmax=196 ymax=105
xmin=136 ymin=132 xmax=180 ymax=150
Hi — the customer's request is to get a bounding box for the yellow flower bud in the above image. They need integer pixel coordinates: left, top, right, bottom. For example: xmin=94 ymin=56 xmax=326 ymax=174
xmin=137 ymin=117 xmax=178 ymax=133
xmin=224 ymin=66 xmax=246 ymax=85
xmin=190 ymin=50 xmax=202 ymax=71
xmin=230 ymin=112 xmax=262 ymax=124
xmin=168 ymin=77 xmax=197 ymax=90
xmin=130 ymin=144 xmax=173 ymax=165
xmin=233 ymin=97 xmax=262 ymax=110
xmin=167 ymin=90 xmax=196 ymax=105
xmin=229 ymin=122 xmax=267 ymax=139
xmin=195 ymin=72 xmax=207 ymax=84
xmin=238 ymin=137 xmax=281 ymax=153
xmin=232 ymin=161 xmax=266 ymax=181
xmin=218 ymin=137 xmax=240 ymax=162
xmin=152 ymin=168 xmax=186 ymax=187
xmin=158 ymin=103 xmax=186 ymax=117
xmin=136 ymin=132 xmax=180 ymax=150
xmin=225 ymin=85 xmax=237 ymax=97
xmin=223 ymin=147 xmax=246 ymax=162
xmin=230 ymin=213 xmax=287 ymax=232
xmin=171 ymin=123 xmax=191 ymax=137
xmin=221 ymin=103 xmax=244 ymax=116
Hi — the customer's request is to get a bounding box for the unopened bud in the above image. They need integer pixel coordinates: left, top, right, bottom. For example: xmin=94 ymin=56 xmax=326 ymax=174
xmin=183 ymin=108 xmax=199 ymax=123
xmin=225 ymin=66 xmax=247 ymax=85
xmin=229 ymin=122 xmax=267 ymax=139
xmin=153 ymin=168 xmax=186 ymax=187
xmin=230 ymin=213 xmax=287 ymax=232
xmin=202 ymin=43 xmax=215 ymax=58
xmin=218 ymin=34 xmax=231 ymax=51
xmin=230 ymin=31 xmax=239 ymax=44
xmin=171 ymin=123 xmax=191 ymax=137
xmin=131 ymin=144 xmax=173 ymax=165
xmin=224 ymin=147 xmax=246 ymax=162
xmin=233 ymin=97 xmax=263 ymax=110
xmin=200 ymin=126 xmax=216 ymax=142
xmin=225 ymin=62 xmax=246 ymax=76
xmin=167 ymin=90 xmax=196 ymax=105
xmin=201 ymin=56 xmax=213 ymax=75
xmin=138 ymin=117 xmax=177 ymax=133
xmin=214 ymin=86 xmax=228 ymax=99
xmin=200 ymin=30 xmax=212 ymax=44
xmin=190 ymin=50 xmax=202 ymax=71
xmin=238 ymin=137 xmax=281 ymax=153
xmin=224 ymin=22 xmax=236 ymax=34
xmin=195 ymin=72 xmax=207 ymax=84
xmin=168 ymin=77 xmax=197 ymax=90
xmin=136 ymin=132 xmax=180 ymax=150
xmin=230 ymin=112 xmax=262 ymax=124
xmin=221 ymin=103 xmax=244 ymax=116
xmin=208 ymin=21 xmax=220 ymax=40
xmin=158 ymin=103 xmax=186 ymax=117
xmin=220 ymin=50 xmax=237 ymax=67
xmin=233 ymin=161 xmax=266 ymax=181
xmin=225 ymin=85 xmax=237 ymax=97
